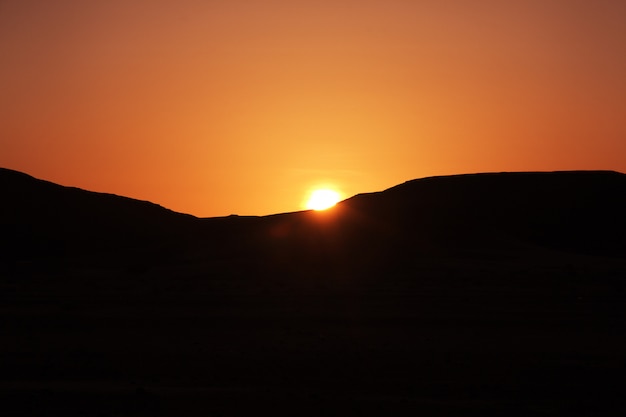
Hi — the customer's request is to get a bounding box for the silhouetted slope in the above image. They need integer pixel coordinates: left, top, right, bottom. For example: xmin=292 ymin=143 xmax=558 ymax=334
xmin=2 ymin=168 xmax=626 ymax=416
xmin=3 ymin=168 xmax=625 ymax=264
xmin=0 ymin=167 xmax=196 ymax=261
xmin=341 ymin=171 xmax=626 ymax=254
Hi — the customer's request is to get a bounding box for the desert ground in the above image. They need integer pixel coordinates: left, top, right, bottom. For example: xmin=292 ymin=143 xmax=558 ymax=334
xmin=2 ymin=169 xmax=625 ymax=416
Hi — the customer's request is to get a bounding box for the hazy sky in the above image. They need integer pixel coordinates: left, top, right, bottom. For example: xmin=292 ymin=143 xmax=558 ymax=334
xmin=1 ymin=0 xmax=625 ymax=216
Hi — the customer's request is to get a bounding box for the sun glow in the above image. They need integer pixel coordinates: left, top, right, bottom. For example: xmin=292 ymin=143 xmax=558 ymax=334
xmin=306 ymin=189 xmax=341 ymax=211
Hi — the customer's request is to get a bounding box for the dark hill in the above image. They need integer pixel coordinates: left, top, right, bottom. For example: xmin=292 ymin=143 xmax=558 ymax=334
xmin=2 ymin=168 xmax=626 ymax=416
xmin=0 ymin=167 xmax=196 ymax=262
xmin=335 ymin=170 xmax=626 ymax=255
xmin=3 ymin=168 xmax=625 ymax=264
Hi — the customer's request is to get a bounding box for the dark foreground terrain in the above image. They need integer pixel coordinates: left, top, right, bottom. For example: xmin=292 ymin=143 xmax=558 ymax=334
xmin=1 ymin=168 xmax=625 ymax=416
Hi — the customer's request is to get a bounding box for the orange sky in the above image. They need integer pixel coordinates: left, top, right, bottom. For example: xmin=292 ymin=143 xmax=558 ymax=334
xmin=1 ymin=0 xmax=625 ymax=217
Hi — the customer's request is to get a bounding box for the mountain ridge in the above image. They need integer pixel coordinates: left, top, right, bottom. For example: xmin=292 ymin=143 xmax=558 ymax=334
xmin=2 ymin=166 xmax=626 ymax=416
xmin=0 ymin=167 xmax=196 ymax=219
xmin=2 ymin=167 xmax=625 ymax=262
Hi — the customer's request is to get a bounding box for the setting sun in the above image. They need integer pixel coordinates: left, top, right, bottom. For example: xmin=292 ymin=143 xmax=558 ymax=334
xmin=305 ymin=189 xmax=341 ymax=211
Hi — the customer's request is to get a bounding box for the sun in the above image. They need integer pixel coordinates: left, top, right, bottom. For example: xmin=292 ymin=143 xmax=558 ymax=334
xmin=306 ymin=189 xmax=341 ymax=211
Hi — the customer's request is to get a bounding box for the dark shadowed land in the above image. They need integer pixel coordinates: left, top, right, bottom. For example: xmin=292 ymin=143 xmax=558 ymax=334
xmin=1 ymin=168 xmax=625 ymax=416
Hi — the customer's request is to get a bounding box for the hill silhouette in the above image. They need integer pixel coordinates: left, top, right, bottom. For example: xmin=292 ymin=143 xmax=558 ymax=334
xmin=2 ymin=167 xmax=626 ymax=416
xmin=3 ymin=168 xmax=625 ymax=261
xmin=333 ymin=170 xmax=626 ymax=254
xmin=0 ymin=167 xmax=197 ymax=264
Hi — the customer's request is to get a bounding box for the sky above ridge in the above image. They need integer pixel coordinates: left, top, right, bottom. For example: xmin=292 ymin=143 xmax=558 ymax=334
xmin=1 ymin=0 xmax=625 ymax=216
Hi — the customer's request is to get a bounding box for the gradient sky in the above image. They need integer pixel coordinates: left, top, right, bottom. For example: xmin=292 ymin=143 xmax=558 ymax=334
xmin=1 ymin=0 xmax=625 ymax=217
